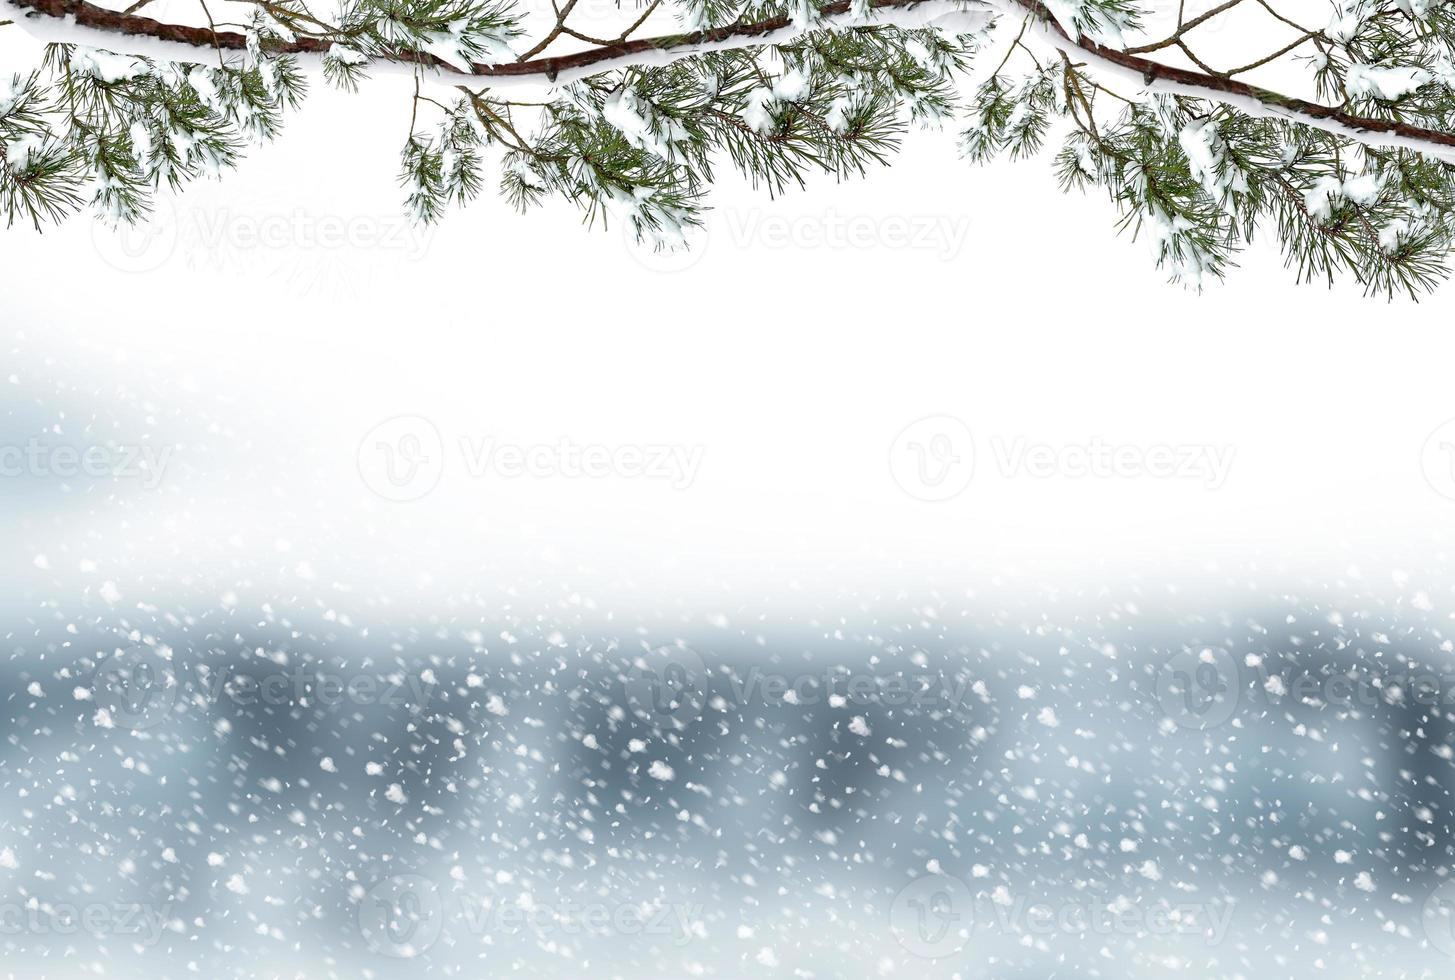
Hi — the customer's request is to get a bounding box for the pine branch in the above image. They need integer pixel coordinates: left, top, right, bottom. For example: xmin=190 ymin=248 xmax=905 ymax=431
xmin=10 ymin=0 xmax=1455 ymax=161
xmin=986 ymin=0 xmax=1455 ymax=161
xmin=4 ymin=0 xmax=988 ymax=83
xmin=8 ymin=0 xmax=1455 ymax=294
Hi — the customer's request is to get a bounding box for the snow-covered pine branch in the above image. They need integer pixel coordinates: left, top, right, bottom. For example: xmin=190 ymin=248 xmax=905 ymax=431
xmin=5 ymin=0 xmax=1455 ymax=294
xmin=2 ymin=0 xmax=991 ymax=84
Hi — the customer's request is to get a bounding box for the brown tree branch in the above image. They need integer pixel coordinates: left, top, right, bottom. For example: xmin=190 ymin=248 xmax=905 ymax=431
xmin=4 ymin=0 xmax=954 ymax=79
xmin=998 ymin=0 xmax=1455 ymax=155
xmin=6 ymin=0 xmax=1455 ymax=156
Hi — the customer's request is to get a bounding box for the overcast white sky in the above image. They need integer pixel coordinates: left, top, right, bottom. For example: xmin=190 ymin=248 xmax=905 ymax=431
xmin=4 ymin=29 xmax=1455 ymax=612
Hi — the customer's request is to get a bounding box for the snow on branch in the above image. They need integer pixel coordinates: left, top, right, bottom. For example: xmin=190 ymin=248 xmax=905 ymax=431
xmin=3 ymin=0 xmax=992 ymax=84
xmin=5 ymin=0 xmax=1455 ymax=293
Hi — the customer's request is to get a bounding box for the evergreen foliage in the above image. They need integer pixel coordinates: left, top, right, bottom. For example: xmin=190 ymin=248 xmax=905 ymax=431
xmin=5 ymin=0 xmax=1455 ymax=294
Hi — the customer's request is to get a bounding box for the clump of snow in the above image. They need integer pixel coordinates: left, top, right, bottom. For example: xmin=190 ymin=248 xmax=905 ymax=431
xmin=1346 ymin=63 xmax=1430 ymax=100
xmin=69 ymin=50 xmax=150 ymax=85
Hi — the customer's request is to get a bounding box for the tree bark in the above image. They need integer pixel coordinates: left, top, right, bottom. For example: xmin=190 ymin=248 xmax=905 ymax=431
xmin=3 ymin=0 xmax=983 ymax=80
xmin=5 ymin=0 xmax=1455 ymax=158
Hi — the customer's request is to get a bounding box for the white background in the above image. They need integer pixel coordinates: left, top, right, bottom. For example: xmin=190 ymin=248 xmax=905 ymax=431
xmin=4 ymin=28 xmax=1455 ymax=613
